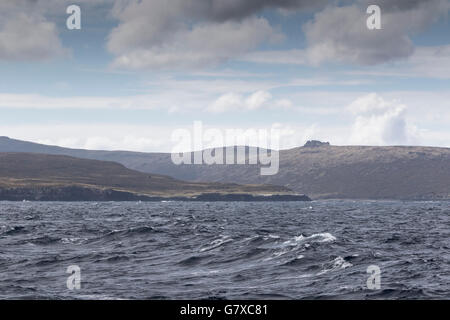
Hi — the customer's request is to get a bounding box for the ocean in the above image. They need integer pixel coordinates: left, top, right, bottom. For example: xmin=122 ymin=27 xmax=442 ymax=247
xmin=0 ymin=200 xmax=448 ymax=299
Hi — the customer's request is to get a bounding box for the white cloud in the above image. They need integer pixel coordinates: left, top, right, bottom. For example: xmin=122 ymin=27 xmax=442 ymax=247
xmin=0 ymin=122 xmax=328 ymax=152
xmin=275 ymin=99 xmax=293 ymax=109
xmin=208 ymin=93 xmax=243 ymax=112
xmin=208 ymin=90 xmax=292 ymax=112
xmin=347 ymin=92 xmax=403 ymax=115
xmin=0 ymin=93 xmax=158 ymax=109
xmin=245 ymin=90 xmax=273 ymax=110
xmin=1 ymin=110 xmax=448 ymax=154
xmin=347 ymin=93 xmax=418 ymax=145
xmin=0 ymin=124 xmax=170 ymax=152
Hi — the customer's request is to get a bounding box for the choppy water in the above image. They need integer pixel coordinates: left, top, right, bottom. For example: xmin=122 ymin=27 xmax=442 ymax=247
xmin=0 ymin=200 xmax=449 ymax=299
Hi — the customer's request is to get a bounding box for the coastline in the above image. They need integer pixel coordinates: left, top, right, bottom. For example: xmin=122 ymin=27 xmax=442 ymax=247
xmin=0 ymin=186 xmax=311 ymax=202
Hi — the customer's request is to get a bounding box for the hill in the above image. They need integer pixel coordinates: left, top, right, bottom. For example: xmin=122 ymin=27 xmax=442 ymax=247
xmin=0 ymin=152 xmax=303 ymax=201
xmin=0 ymin=137 xmax=449 ymax=200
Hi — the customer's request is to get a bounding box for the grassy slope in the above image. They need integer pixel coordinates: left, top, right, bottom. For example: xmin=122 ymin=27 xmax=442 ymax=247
xmin=1 ymin=137 xmax=449 ymax=199
xmin=0 ymin=153 xmax=291 ymax=197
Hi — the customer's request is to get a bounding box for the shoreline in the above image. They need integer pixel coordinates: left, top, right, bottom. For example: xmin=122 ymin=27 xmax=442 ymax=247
xmin=0 ymin=186 xmax=311 ymax=202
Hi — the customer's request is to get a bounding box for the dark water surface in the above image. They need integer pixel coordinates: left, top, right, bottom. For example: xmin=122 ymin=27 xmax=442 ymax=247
xmin=0 ymin=200 xmax=449 ymax=299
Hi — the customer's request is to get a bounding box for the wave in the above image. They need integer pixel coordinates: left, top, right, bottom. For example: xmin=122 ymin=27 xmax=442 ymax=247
xmin=199 ymin=236 xmax=233 ymax=252
xmin=61 ymin=237 xmax=88 ymax=245
xmin=3 ymin=226 xmax=27 ymax=236
xmin=96 ymin=225 xmax=157 ymax=240
xmin=1 ymin=201 xmax=448 ymax=299
xmin=282 ymin=232 xmax=337 ymax=247
xmin=29 ymin=235 xmax=61 ymax=245
xmin=317 ymin=256 xmax=353 ymax=275
xmin=177 ymin=255 xmax=214 ymax=266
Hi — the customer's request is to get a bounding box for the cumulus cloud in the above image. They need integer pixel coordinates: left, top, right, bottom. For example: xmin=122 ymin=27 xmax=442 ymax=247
xmin=241 ymin=0 xmax=449 ymax=66
xmin=0 ymin=0 xmax=113 ymax=61
xmin=348 ymin=93 xmax=418 ymax=145
xmin=110 ymin=17 xmax=281 ymax=69
xmin=245 ymin=90 xmax=273 ymax=110
xmin=303 ymin=0 xmax=449 ymax=65
xmin=208 ymin=90 xmax=292 ymax=112
xmin=192 ymin=0 xmax=326 ymax=21
xmin=107 ymin=0 xmax=328 ymax=69
xmin=358 ymin=0 xmax=446 ymax=12
xmin=0 ymin=1 xmax=66 ymax=61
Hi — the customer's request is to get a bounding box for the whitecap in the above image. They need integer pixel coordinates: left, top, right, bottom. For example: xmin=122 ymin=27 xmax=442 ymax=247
xmin=317 ymin=256 xmax=353 ymax=275
xmin=282 ymin=232 xmax=336 ymax=247
xmin=308 ymin=232 xmax=337 ymax=243
xmin=61 ymin=237 xmax=88 ymax=245
xmin=199 ymin=236 xmax=233 ymax=252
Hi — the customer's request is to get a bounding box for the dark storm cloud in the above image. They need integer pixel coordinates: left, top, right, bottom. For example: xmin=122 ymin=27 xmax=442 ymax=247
xmin=107 ymin=0 xmax=330 ymax=69
xmin=359 ymin=0 xmax=442 ymax=11
xmin=203 ymin=0 xmax=329 ymax=21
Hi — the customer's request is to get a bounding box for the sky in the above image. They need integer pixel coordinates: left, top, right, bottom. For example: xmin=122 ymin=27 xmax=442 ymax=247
xmin=0 ymin=0 xmax=449 ymax=152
